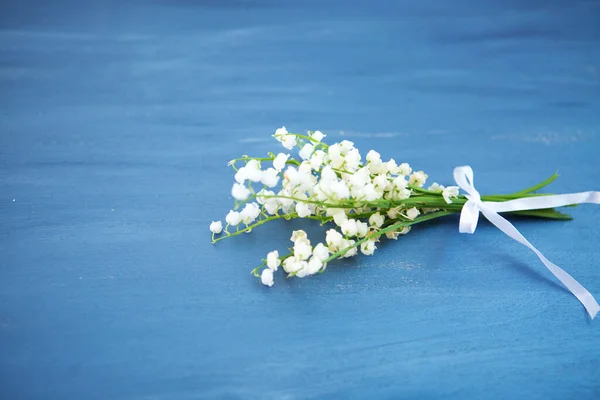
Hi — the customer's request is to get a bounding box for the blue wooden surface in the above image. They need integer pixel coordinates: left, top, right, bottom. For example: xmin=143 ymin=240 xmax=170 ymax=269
xmin=1 ymin=1 xmax=600 ymax=399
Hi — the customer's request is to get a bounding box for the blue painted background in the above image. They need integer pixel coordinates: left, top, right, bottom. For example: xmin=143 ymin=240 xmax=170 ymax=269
xmin=1 ymin=1 xmax=599 ymax=398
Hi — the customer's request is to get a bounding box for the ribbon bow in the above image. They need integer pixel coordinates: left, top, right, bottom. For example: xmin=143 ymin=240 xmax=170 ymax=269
xmin=453 ymin=166 xmax=600 ymax=319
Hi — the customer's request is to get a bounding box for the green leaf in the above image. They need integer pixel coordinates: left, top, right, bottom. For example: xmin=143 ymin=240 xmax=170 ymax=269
xmin=507 ymin=208 xmax=572 ymax=220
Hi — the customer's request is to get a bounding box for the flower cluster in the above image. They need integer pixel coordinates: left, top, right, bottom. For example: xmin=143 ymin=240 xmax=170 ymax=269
xmin=210 ymin=127 xmax=568 ymax=286
xmin=210 ymin=127 xmax=464 ymax=286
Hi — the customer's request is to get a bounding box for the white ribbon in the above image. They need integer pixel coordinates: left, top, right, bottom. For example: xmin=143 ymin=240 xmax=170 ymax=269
xmin=453 ymin=166 xmax=600 ymax=319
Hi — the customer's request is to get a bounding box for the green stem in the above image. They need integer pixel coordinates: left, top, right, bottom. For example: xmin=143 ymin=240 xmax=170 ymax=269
xmin=288 ymin=132 xmax=329 ymax=148
xmin=212 ymin=213 xmax=326 ymax=243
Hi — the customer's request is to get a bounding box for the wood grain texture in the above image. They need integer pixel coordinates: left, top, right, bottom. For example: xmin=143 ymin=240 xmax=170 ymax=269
xmin=1 ymin=1 xmax=599 ymax=399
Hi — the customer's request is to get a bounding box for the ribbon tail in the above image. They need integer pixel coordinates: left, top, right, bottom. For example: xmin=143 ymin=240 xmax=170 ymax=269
xmin=485 ymin=191 xmax=600 ymax=213
xmin=479 ymin=206 xmax=600 ymax=319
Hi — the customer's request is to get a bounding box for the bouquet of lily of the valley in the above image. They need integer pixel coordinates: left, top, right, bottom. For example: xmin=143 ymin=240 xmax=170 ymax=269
xmin=210 ymin=128 xmax=600 ymax=318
